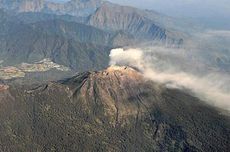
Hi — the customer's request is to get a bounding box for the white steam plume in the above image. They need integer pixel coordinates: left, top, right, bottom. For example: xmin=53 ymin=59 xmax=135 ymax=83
xmin=109 ymin=48 xmax=230 ymax=111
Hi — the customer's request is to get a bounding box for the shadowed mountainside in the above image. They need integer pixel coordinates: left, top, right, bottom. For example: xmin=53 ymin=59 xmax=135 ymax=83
xmin=0 ymin=6 xmax=184 ymax=76
xmin=88 ymin=2 xmax=184 ymax=44
xmin=0 ymin=11 xmax=113 ymax=71
xmin=0 ymin=0 xmax=187 ymax=79
xmin=0 ymin=0 xmax=185 ymax=43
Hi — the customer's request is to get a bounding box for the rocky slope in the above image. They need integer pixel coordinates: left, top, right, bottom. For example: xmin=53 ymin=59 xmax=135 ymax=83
xmin=88 ymin=2 xmax=184 ymax=44
xmin=0 ymin=0 xmax=44 ymax=12
xmin=0 ymin=6 xmax=181 ymax=73
xmin=0 ymin=12 xmax=114 ymax=71
xmin=0 ymin=0 xmax=103 ymax=17
xmin=0 ymin=0 xmax=185 ymax=44
xmin=0 ymin=1 xmax=186 ymax=77
xmin=0 ymin=66 xmax=229 ymax=151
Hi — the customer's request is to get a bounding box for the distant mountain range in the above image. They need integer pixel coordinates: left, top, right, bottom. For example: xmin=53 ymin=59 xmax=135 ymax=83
xmin=0 ymin=0 xmax=185 ymax=41
xmin=0 ymin=0 xmax=186 ymax=76
xmin=0 ymin=12 xmax=111 ymax=70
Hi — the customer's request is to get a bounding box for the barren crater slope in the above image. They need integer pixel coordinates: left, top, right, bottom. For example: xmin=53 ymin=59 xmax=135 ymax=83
xmin=0 ymin=66 xmax=229 ymax=151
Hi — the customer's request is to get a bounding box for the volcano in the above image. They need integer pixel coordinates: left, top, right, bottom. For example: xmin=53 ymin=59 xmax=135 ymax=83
xmin=0 ymin=66 xmax=229 ymax=151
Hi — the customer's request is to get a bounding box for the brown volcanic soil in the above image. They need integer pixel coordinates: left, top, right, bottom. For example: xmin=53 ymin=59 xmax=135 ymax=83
xmin=0 ymin=84 xmax=9 ymax=91
xmin=0 ymin=66 xmax=229 ymax=151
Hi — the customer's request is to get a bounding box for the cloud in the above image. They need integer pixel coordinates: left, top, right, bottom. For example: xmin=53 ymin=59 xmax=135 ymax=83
xmin=109 ymin=47 xmax=230 ymax=111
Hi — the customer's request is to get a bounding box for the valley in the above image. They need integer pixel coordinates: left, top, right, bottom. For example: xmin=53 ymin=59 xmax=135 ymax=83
xmin=0 ymin=59 xmax=69 ymax=80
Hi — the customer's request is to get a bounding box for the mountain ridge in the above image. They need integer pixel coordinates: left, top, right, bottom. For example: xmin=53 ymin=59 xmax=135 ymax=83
xmin=0 ymin=11 xmax=114 ymax=71
xmin=88 ymin=2 xmax=184 ymax=43
xmin=0 ymin=0 xmax=185 ymax=44
xmin=0 ymin=0 xmax=103 ymax=16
